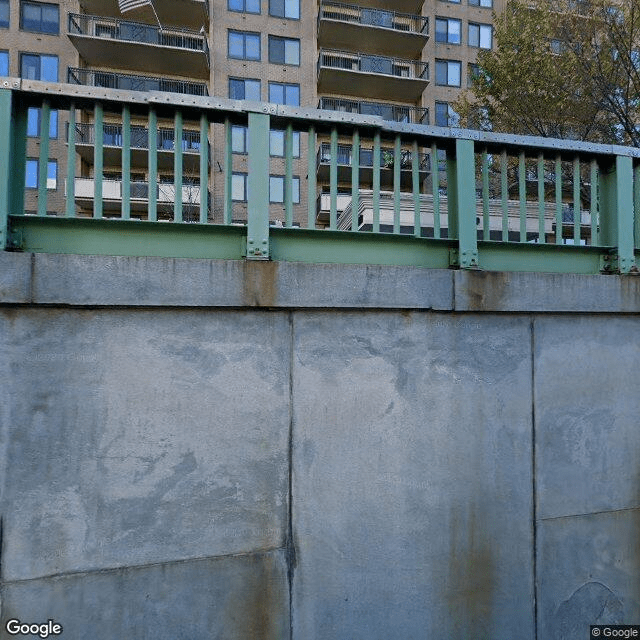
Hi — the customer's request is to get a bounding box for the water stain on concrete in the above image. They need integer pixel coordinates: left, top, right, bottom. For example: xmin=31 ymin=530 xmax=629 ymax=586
xmin=242 ymin=261 xmax=279 ymax=307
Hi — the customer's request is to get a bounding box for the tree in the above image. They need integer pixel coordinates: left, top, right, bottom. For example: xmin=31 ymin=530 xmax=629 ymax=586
xmin=455 ymin=0 xmax=640 ymax=144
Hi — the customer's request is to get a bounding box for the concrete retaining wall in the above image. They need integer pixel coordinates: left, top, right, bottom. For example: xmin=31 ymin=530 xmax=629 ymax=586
xmin=1 ymin=252 xmax=639 ymax=639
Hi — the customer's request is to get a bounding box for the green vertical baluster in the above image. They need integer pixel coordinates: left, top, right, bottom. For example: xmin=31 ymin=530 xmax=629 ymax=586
xmin=373 ymin=131 xmax=381 ymax=233
xmin=94 ymin=102 xmax=103 ymax=219
xmin=537 ymin=153 xmax=545 ymax=243
xmin=591 ymin=160 xmax=599 ymax=246
xmin=121 ymin=105 xmax=131 ymax=220
xmin=615 ymin=155 xmax=635 ymax=272
xmin=224 ymin=118 xmax=232 ymax=225
xmin=247 ymin=111 xmax=270 ymax=259
xmin=148 ymin=107 xmax=158 ymax=222
xmin=307 ymin=125 xmax=316 ymax=229
xmin=633 ymin=162 xmax=640 ymax=251
xmin=431 ymin=143 xmax=440 ymax=239
xmin=555 ymin=155 xmax=562 ymax=244
xmin=482 ymin=149 xmax=489 ymax=240
xmin=329 ymin=126 xmax=338 ymax=230
xmin=393 ymin=135 xmax=401 ymax=235
xmin=351 ymin=128 xmax=359 ymax=231
xmin=285 ymin=123 xmax=293 ymax=228
xmin=500 ymin=150 xmax=508 ymax=241
xmin=412 ymin=140 xmax=420 ymax=238
xmin=174 ymin=110 xmax=183 ymax=222
xmin=518 ymin=151 xmax=526 ymax=242
xmin=455 ymin=139 xmax=478 ymax=268
xmin=573 ymin=157 xmax=580 ymax=245
xmin=66 ymin=103 xmax=76 ymax=218
xmin=37 ymin=100 xmax=51 ymax=216
xmin=199 ymin=113 xmax=208 ymax=223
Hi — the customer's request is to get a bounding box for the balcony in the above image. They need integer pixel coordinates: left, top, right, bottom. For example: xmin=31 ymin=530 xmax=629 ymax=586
xmin=317 ymin=49 xmax=428 ymax=101
xmin=74 ymin=0 xmax=209 ymax=30
xmin=71 ymin=178 xmax=202 ymax=217
xmin=68 ymin=67 xmax=208 ymax=96
xmin=318 ymin=97 xmax=428 ymax=124
xmin=68 ymin=123 xmax=202 ymax=173
xmin=316 ymin=142 xmax=429 ymax=190
xmin=68 ymin=14 xmax=208 ymax=80
xmin=318 ymin=2 xmax=428 ymax=58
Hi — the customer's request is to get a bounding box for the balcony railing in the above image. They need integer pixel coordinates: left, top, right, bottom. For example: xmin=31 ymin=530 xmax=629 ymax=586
xmin=318 ymin=49 xmax=428 ymax=80
xmin=2 ymin=78 xmax=640 ymax=273
xmin=68 ymin=13 xmax=209 ymax=56
xmin=67 ymin=67 xmax=208 ymax=96
xmin=318 ymin=97 xmax=429 ymax=125
xmin=73 ymin=178 xmax=202 ymax=207
xmin=319 ymin=1 xmax=428 ymax=35
xmin=69 ymin=122 xmax=201 ymax=153
xmin=317 ymin=142 xmax=430 ymax=171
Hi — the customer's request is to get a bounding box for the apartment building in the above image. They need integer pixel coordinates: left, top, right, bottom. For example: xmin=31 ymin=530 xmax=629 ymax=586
xmin=0 ymin=0 xmax=502 ymax=222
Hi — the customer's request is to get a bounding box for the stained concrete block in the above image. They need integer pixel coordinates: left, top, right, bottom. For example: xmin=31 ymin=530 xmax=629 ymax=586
xmin=31 ymin=254 xmax=455 ymax=310
xmin=534 ymin=316 xmax=640 ymax=520
xmin=537 ymin=509 xmax=640 ymax=640
xmin=0 ymin=309 xmax=290 ymax=581
xmin=0 ymin=251 xmax=31 ymax=303
xmin=292 ymin=312 xmax=534 ymax=640
xmin=455 ymin=271 xmax=640 ymax=313
xmin=0 ymin=549 xmax=289 ymax=640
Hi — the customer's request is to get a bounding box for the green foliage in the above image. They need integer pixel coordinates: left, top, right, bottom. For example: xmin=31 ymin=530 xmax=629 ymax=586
xmin=455 ymin=0 xmax=640 ymax=144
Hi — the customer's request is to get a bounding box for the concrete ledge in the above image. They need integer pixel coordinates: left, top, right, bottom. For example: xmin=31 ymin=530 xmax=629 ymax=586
xmin=0 ymin=251 xmax=31 ymax=303
xmin=455 ymin=270 xmax=640 ymax=312
xmin=1 ymin=549 xmax=290 ymax=640
xmin=28 ymin=253 xmax=454 ymax=310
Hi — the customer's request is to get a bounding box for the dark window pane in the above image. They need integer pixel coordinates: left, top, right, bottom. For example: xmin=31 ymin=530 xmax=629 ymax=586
xmin=0 ymin=0 xmax=8 ymax=27
xmin=269 ymin=37 xmax=285 ymax=63
xmin=229 ymin=78 xmax=244 ymax=99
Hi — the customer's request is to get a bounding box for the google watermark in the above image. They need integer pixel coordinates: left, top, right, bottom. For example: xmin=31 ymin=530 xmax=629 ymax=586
xmin=5 ymin=619 xmax=62 ymax=638
xmin=591 ymin=627 xmax=640 ymax=638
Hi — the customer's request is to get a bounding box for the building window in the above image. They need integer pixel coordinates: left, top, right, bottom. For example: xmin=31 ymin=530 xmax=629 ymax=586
xmin=25 ymin=158 xmax=57 ymax=189
xmin=0 ymin=51 xmax=8 ymax=75
xmin=435 ymin=60 xmax=461 ymax=86
xmin=20 ymin=53 xmax=58 ymax=81
xmin=269 ymin=0 xmax=299 ymax=19
xmin=232 ymin=125 xmax=247 ymax=153
xmin=228 ymin=30 xmax=261 ymax=60
xmin=270 ymin=175 xmax=300 ymax=203
xmin=229 ymin=77 xmax=261 ymax=101
xmin=468 ymin=63 xmax=480 ymax=87
xmin=268 ymin=36 xmax=300 ymax=65
xmin=469 ymin=0 xmax=492 ymax=6
xmin=232 ymin=172 xmax=248 ymax=201
xmin=270 ymin=129 xmax=300 ymax=157
xmin=469 ymin=23 xmax=492 ymax=49
xmin=27 ymin=107 xmax=57 ymax=138
xmin=21 ymin=1 xmax=58 ymax=33
xmin=435 ymin=18 xmax=461 ymax=44
xmin=435 ymin=101 xmax=459 ymax=127
xmin=269 ymin=82 xmax=299 ymax=105
xmin=228 ymin=0 xmax=260 ymax=12
xmin=0 ymin=0 xmax=8 ymax=27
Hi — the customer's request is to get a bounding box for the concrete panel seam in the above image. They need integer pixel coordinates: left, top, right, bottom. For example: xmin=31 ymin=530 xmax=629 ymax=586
xmin=286 ymin=310 xmax=295 ymax=640
xmin=531 ymin=317 xmax=539 ymax=640
xmin=538 ymin=505 xmax=640 ymax=523
xmin=1 ymin=546 xmax=286 ymax=586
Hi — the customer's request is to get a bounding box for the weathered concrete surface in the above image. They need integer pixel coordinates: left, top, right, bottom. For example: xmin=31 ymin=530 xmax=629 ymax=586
xmin=537 ymin=509 xmax=640 ymax=640
xmin=0 ymin=309 xmax=290 ymax=581
xmin=30 ymin=253 xmax=454 ymax=310
xmin=0 ymin=251 xmax=31 ymax=303
xmin=455 ymin=270 xmax=640 ymax=312
xmin=291 ymin=312 xmax=535 ymax=640
xmin=1 ymin=549 xmax=289 ymax=640
xmin=534 ymin=317 xmax=640 ymax=519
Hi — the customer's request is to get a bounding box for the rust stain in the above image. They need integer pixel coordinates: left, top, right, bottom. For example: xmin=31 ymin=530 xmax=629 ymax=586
xmin=463 ymin=271 xmax=509 ymax=311
xmin=242 ymin=261 xmax=279 ymax=307
xmin=446 ymin=502 xmax=495 ymax=637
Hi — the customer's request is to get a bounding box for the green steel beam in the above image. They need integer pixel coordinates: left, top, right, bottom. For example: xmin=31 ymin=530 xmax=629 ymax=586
xmin=0 ymin=89 xmax=14 ymax=248
xmin=615 ymin=155 xmax=635 ymax=273
xmin=478 ymin=241 xmax=606 ymax=274
xmin=174 ymin=110 xmax=183 ymax=223
xmin=66 ymin=102 xmax=76 ymax=218
xmin=148 ymin=107 xmax=158 ymax=222
xmin=10 ymin=215 xmax=245 ymax=260
xmin=284 ymin=123 xmax=293 ymax=228
xmin=121 ymin=104 xmax=131 ymax=220
xmin=94 ymin=102 xmax=104 ymax=219
xmin=454 ymin=139 xmax=478 ymax=268
xmin=199 ymin=113 xmax=209 ymax=224
xmin=307 ymin=125 xmax=316 ymax=229
xmin=247 ymin=111 xmax=270 ymax=259
xmin=37 ymin=100 xmax=51 ymax=217
xmin=269 ymin=227 xmax=453 ymax=268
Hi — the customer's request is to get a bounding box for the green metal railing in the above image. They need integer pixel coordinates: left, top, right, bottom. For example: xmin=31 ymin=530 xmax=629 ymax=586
xmin=2 ymin=77 xmax=640 ymax=272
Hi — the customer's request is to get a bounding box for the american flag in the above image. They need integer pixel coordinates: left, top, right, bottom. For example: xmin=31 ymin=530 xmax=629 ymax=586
xmin=118 ymin=0 xmax=153 ymax=13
